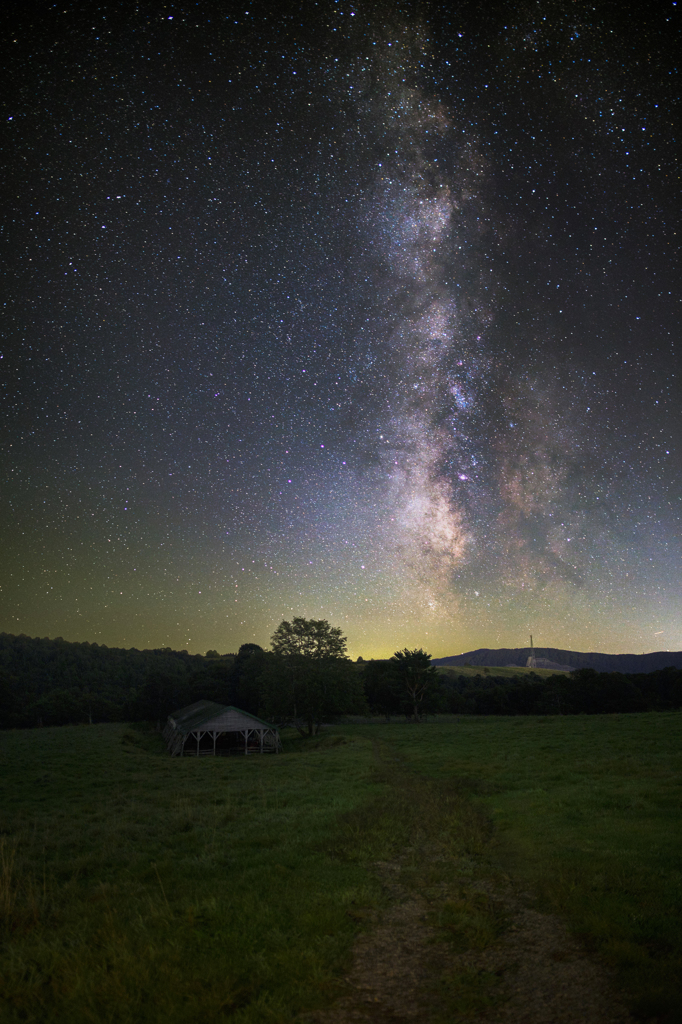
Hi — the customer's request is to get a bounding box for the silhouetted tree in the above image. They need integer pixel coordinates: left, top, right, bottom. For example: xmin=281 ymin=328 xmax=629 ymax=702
xmin=392 ymin=648 xmax=441 ymax=721
xmin=237 ymin=643 xmax=264 ymax=658
xmin=188 ymin=661 xmax=232 ymax=705
xmin=260 ymin=653 xmax=365 ymax=735
xmin=262 ymin=620 xmax=362 ymax=734
xmin=362 ymin=660 xmax=402 ymax=719
xmin=132 ymin=672 xmax=191 ymax=723
xmin=229 ymin=644 xmax=267 ymax=715
xmin=270 ymin=618 xmax=347 ymax=660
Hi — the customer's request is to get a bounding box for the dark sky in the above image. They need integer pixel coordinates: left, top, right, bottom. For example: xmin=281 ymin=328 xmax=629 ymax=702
xmin=1 ymin=0 xmax=680 ymax=657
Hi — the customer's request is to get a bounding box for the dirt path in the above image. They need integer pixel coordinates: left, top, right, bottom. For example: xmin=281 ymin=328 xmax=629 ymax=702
xmin=308 ymin=860 xmax=633 ymax=1024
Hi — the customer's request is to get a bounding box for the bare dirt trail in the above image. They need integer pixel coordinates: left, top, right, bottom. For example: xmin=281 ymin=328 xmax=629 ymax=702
xmin=308 ymin=856 xmax=633 ymax=1024
xmin=305 ymin=739 xmax=634 ymax=1024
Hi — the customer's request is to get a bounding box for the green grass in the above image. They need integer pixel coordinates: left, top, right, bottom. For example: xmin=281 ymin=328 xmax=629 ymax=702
xmin=0 ymin=725 xmax=392 ymax=1023
xmin=350 ymin=714 xmax=682 ymax=1020
xmin=1 ymin=714 xmax=681 ymax=1022
xmin=436 ymin=664 xmax=569 ymax=680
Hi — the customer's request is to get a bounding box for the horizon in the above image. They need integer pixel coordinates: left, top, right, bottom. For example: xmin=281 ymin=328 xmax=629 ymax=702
xmin=1 ymin=626 xmax=678 ymax=662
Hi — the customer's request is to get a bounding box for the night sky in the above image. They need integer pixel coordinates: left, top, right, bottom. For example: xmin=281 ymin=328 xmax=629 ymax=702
xmin=1 ymin=0 xmax=680 ymax=658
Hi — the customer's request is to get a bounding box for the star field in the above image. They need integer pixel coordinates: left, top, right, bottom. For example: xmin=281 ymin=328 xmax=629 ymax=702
xmin=1 ymin=0 xmax=680 ymax=658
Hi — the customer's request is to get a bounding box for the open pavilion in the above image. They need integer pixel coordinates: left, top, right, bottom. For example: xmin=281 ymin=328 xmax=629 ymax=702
xmin=162 ymin=700 xmax=281 ymax=756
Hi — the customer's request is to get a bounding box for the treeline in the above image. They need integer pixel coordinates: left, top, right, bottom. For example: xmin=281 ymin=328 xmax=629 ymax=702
xmin=364 ymin=661 xmax=682 ymax=718
xmin=0 ymin=635 xmax=335 ymax=730
xmin=1 ymin=630 xmax=681 ymax=730
xmin=427 ymin=668 xmax=682 ymax=716
xmin=0 ymin=632 xmax=209 ymax=727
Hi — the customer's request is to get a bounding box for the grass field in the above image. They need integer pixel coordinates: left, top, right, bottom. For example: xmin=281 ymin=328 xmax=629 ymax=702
xmin=0 ymin=714 xmax=680 ymax=1022
xmin=353 ymin=714 xmax=682 ymax=1020
xmin=436 ymin=664 xmax=570 ymax=680
xmin=0 ymin=726 xmax=396 ymax=1023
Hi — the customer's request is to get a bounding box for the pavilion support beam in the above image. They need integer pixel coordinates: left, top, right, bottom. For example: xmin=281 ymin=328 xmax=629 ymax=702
xmin=163 ymin=707 xmax=280 ymax=757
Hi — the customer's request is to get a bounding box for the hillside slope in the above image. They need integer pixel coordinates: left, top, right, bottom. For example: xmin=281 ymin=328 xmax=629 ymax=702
xmin=432 ymin=647 xmax=682 ymax=674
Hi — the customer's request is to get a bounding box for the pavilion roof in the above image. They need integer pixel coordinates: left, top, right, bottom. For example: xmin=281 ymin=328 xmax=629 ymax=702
xmin=168 ymin=700 xmax=277 ymax=734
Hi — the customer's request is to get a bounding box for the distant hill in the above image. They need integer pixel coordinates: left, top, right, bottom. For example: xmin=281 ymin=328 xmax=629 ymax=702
xmin=432 ymin=647 xmax=682 ymax=675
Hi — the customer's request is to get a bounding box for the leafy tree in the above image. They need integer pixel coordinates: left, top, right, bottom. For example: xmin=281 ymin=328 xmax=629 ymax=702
xmin=260 ymin=653 xmax=364 ymax=736
xmin=131 ymin=672 xmax=191 ymax=724
xmin=187 ymin=661 xmax=232 ymax=705
xmin=392 ymin=648 xmax=441 ymax=721
xmin=228 ymin=644 xmax=267 ymax=715
xmin=270 ymin=618 xmax=347 ymax=660
xmin=262 ymin=620 xmax=362 ymax=735
xmin=362 ymin=660 xmax=402 ymax=720
xmin=237 ymin=643 xmax=264 ymax=658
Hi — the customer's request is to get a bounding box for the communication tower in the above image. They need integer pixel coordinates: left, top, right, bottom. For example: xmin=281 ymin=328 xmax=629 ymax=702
xmin=527 ymin=633 xmax=537 ymax=669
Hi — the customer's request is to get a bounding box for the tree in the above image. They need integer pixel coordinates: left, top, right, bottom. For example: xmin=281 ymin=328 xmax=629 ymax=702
xmin=263 ymin=619 xmax=361 ymax=735
xmin=182 ymin=644 xmax=267 ymax=715
xmin=362 ymin=660 xmax=402 ymax=720
xmin=260 ymin=654 xmax=364 ymax=736
xmin=270 ymin=618 xmax=347 ymax=660
xmin=237 ymin=643 xmax=265 ymax=659
xmin=392 ymin=648 xmax=441 ymax=722
xmin=229 ymin=644 xmax=267 ymax=715
xmin=131 ymin=672 xmax=191 ymax=723
xmin=187 ymin=660 xmax=232 ymax=705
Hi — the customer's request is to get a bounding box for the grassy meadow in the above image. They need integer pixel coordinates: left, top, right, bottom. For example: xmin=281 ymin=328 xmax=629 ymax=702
xmin=0 ymin=713 xmax=680 ymax=1021
xmin=436 ymin=664 xmax=569 ymax=680
xmin=355 ymin=714 xmax=682 ymax=1020
xmin=0 ymin=725 xmax=397 ymax=1023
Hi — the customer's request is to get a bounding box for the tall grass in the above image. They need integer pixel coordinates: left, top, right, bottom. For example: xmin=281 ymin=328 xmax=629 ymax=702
xmin=0 ymin=838 xmax=17 ymax=924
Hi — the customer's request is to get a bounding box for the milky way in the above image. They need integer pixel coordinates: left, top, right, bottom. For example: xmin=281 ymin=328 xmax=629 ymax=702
xmin=1 ymin=1 xmax=679 ymax=657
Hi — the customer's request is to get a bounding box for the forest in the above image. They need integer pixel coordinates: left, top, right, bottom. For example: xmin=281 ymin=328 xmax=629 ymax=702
xmin=1 ymin=626 xmax=681 ymax=729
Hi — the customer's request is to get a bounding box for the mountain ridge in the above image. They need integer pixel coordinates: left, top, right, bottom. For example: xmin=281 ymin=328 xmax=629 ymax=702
xmin=432 ymin=648 xmax=682 ymax=674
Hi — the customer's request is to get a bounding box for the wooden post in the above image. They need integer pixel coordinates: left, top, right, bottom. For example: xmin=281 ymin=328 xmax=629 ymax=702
xmin=213 ymin=731 xmax=217 ymax=756
xmin=196 ymin=731 xmax=200 ymax=756
xmin=259 ymin=730 xmax=263 ymax=754
xmin=244 ymin=728 xmax=250 ymax=755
